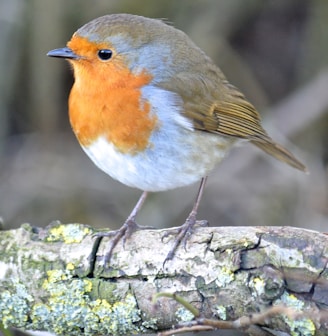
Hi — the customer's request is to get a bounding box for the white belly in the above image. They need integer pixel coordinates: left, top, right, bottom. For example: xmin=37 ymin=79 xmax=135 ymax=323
xmin=82 ymin=131 xmax=232 ymax=191
xmin=81 ymin=85 xmax=235 ymax=191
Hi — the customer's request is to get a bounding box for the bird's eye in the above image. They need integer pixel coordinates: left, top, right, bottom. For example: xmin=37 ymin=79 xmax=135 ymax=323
xmin=97 ymin=49 xmax=113 ymax=61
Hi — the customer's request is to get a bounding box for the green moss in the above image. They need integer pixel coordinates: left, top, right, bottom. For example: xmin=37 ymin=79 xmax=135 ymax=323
xmin=175 ymin=307 xmax=194 ymax=322
xmin=0 ymin=268 xmax=153 ymax=335
xmin=0 ymin=281 xmax=33 ymax=329
xmin=215 ymin=305 xmax=227 ymax=320
xmin=141 ymin=317 xmax=158 ymax=331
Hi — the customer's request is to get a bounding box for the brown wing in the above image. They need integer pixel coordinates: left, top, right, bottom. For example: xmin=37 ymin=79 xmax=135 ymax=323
xmin=162 ymin=69 xmax=306 ymax=172
xmin=210 ymin=84 xmax=306 ymax=171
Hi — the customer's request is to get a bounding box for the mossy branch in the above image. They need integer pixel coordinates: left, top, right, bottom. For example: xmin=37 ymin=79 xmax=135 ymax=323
xmin=0 ymin=222 xmax=327 ymax=335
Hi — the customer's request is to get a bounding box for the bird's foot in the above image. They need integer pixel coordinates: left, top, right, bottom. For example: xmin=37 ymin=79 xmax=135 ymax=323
xmin=162 ymin=213 xmax=208 ymax=264
xmin=94 ymin=220 xmax=153 ymax=265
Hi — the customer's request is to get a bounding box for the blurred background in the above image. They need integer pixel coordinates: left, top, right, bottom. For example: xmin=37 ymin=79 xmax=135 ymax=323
xmin=0 ymin=0 xmax=327 ymax=334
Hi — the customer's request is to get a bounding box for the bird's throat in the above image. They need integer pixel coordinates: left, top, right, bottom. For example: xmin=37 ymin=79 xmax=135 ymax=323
xmin=68 ymin=65 xmax=157 ymax=155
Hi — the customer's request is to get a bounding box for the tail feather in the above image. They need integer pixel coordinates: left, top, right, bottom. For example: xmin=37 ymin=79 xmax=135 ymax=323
xmin=251 ymin=139 xmax=307 ymax=172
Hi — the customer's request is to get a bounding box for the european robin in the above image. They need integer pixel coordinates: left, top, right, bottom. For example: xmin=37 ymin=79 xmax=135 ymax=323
xmin=47 ymin=14 xmax=306 ymax=263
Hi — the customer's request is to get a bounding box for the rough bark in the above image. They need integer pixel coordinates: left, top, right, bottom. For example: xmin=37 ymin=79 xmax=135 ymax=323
xmin=0 ymin=222 xmax=327 ymax=335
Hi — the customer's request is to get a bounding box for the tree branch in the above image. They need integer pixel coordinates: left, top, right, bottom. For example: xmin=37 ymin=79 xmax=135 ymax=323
xmin=1 ymin=222 xmax=327 ymax=335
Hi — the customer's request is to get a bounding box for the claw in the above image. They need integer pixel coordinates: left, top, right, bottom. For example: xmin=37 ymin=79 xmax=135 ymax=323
xmin=163 ymin=215 xmax=196 ymax=264
xmin=95 ymin=191 xmax=149 ymax=265
xmin=163 ymin=177 xmax=208 ymax=265
xmin=97 ymin=220 xmax=151 ymax=265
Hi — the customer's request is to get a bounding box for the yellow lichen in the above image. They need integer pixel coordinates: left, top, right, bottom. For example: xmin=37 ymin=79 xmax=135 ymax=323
xmin=34 ymin=269 xmax=143 ymax=335
xmin=66 ymin=263 xmax=75 ymax=271
xmin=250 ymin=277 xmax=265 ymax=297
xmin=274 ymin=292 xmax=316 ymax=336
xmin=215 ymin=266 xmax=235 ymax=287
xmin=47 ymin=224 xmax=91 ymax=243
xmin=83 ymin=280 xmax=92 ymax=293
xmin=1 ymin=249 xmax=156 ymax=335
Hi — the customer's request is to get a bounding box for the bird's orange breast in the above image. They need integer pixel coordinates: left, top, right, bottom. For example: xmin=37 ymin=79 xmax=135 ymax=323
xmin=68 ymin=35 xmax=158 ymax=154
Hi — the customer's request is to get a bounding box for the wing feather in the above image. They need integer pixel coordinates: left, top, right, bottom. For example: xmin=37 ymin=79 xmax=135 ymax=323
xmin=160 ymin=70 xmax=306 ymax=172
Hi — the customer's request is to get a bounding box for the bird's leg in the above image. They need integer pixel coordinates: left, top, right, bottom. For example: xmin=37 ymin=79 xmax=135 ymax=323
xmin=163 ymin=177 xmax=208 ymax=264
xmin=95 ymin=191 xmax=150 ymax=264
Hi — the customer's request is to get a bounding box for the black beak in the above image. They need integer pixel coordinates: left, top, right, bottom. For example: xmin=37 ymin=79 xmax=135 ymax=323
xmin=47 ymin=47 xmax=79 ymax=59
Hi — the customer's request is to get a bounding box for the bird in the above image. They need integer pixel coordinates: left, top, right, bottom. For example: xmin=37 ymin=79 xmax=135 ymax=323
xmin=47 ymin=13 xmax=306 ymax=264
